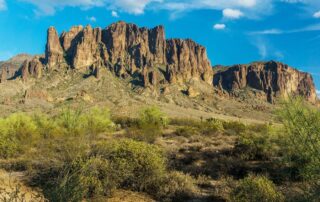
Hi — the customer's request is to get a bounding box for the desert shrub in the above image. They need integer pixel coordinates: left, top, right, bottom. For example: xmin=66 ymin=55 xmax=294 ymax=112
xmin=198 ymin=118 xmax=224 ymax=135
xmin=230 ymin=175 xmax=284 ymax=202
xmin=138 ymin=106 xmax=169 ymax=129
xmin=277 ymin=98 xmax=320 ymax=199
xmin=55 ymin=107 xmax=115 ymax=137
xmin=133 ymin=106 xmax=169 ymax=142
xmin=82 ymin=107 xmax=115 ymax=136
xmin=170 ymin=118 xmax=201 ymax=127
xmin=42 ymin=157 xmax=112 ymax=202
xmin=56 ymin=108 xmax=85 ymax=136
xmin=0 ymin=113 xmax=39 ymax=158
xmin=92 ymin=139 xmax=166 ymax=193
xmin=27 ymin=136 xmax=91 ymax=201
xmin=32 ymin=138 xmax=198 ymax=201
xmin=175 ymin=126 xmax=199 ymax=138
xmin=156 ymin=171 xmax=198 ymax=201
xmin=223 ymin=121 xmax=246 ymax=136
xmin=234 ymin=124 xmax=280 ymax=160
xmin=33 ymin=113 xmax=61 ymax=139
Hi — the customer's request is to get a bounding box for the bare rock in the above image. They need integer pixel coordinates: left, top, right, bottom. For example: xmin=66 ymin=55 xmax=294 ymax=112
xmin=0 ymin=67 xmax=7 ymax=83
xmin=45 ymin=27 xmax=65 ymax=69
xmin=213 ymin=61 xmax=317 ymax=103
xmin=20 ymin=57 xmax=44 ymax=81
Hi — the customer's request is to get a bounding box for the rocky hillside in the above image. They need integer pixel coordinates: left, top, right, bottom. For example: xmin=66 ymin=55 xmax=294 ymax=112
xmin=213 ymin=61 xmax=317 ymax=103
xmin=0 ymin=54 xmax=33 ymax=83
xmin=0 ymin=21 xmax=316 ymax=104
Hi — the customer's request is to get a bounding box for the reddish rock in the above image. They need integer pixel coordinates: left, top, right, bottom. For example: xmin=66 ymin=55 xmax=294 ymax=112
xmin=20 ymin=57 xmax=44 ymax=81
xmin=45 ymin=27 xmax=65 ymax=69
xmin=213 ymin=61 xmax=317 ymax=103
xmin=0 ymin=67 xmax=7 ymax=83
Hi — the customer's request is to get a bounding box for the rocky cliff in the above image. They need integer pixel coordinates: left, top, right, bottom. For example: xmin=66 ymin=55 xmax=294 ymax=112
xmin=8 ymin=21 xmax=317 ymax=104
xmin=213 ymin=61 xmax=317 ymax=103
xmin=43 ymin=21 xmax=213 ymax=86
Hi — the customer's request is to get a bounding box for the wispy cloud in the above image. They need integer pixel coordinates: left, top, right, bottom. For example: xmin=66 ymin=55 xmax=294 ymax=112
xmin=0 ymin=0 xmax=6 ymax=11
xmin=86 ymin=16 xmax=96 ymax=22
xmin=251 ymin=37 xmax=284 ymax=60
xmin=249 ymin=23 xmax=320 ymax=35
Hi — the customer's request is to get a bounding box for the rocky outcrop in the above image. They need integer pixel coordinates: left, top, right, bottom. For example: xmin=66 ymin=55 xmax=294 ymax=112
xmin=166 ymin=39 xmax=212 ymax=84
xmin=0 ymin=67 xmax=7 ymax=83
xmin=44 ymin=21 xmax=213 ymax=85
xmin=21 ymin=57 xmax=43 ymax=81
xmin=213 ymin=61 xmax=317 ymax=103
xmin=45 ymin=27 xmax=65 ymax=69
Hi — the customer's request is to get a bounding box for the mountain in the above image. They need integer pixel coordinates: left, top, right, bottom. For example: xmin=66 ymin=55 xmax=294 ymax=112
xmin=0 ymin=21 xmax=317 ymax=120
xmin=0 ymin=54 xmax=34 ymax=82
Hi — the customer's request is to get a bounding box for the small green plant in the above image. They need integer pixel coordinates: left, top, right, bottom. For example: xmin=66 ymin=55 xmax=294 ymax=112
xmin=82 ymin=107 xmax=115 ymax=136
xmin=230 ymin=175 xmax=284 ymax=202
xmin=198 ymin=118 xmax=224 ymax=135
xmin=234 ymin=124 xmax=280 ymax=160
xmin=156 ymin=171 xmax=198 ymax=201
xmin=133 ymin=106 xmax=169 ymax=142
xmin=175 ymin=126 xmax=199 ymax=137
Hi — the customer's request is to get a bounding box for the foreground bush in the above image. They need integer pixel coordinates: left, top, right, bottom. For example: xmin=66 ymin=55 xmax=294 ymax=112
xmin=28 ymin=138 xmax=198 ymax=201
xmin=234 ymin=124 xmax=280 ymax=160
xmin=0 ymin=107 xmax=114 ymax=158
xmin=278 ymin=98 xmax=320 ymax=199
xmin=0 ymin=113 xmax=39 ymax=158
xmin=129 ymin=106 xmax=169 ymax=143
xmin=92 ymin=139 xmax=167 ymax=192
xmin=231 ymin=175 xmax=284 ymax=202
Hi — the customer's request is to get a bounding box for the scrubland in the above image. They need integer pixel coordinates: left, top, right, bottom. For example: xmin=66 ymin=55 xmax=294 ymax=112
xmin=0 ymin=98 xmax=319 ymax=202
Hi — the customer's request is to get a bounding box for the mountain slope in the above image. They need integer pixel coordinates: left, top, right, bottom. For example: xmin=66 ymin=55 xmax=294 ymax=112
xmin=0 ymin=21 xmax=317 ymax=121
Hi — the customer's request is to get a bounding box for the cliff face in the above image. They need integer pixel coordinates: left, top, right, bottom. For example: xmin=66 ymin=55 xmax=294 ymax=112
xmin=10 ymin=21 xmax=316 ymax=104
xmin=44 ymin=21 xmax=213 ymax=86
xmin=213 ymin=61 xmax=317 ymax=103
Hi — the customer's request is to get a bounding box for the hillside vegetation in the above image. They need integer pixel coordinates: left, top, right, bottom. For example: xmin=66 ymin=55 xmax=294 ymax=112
xmin=0 ymin=98 xmax=319 ymax=201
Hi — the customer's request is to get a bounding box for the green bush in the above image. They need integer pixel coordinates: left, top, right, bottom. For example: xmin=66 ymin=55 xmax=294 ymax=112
xmin=230 ymin=175 xmax=284 ymax=202
xmin=234 ymin=124 xmax=280 ymax=160
xmin=198 ymin=118 xmax=224 ymax=135
xmin=92 ymin=139 xmax=166 ymax=193
xmin=56 ymin=108 xmax=85 ymax=136
xmin=133 ymin=106 xmax=169 ymax=142
xmin=156 ymin=171 xmax=198 ymax=201
xmin=175 ymin=126 xmax=199 ymax=137
xmin=82 ymin=107 xmax=115 ymax=136
xmin=277 ymin=98 xmax=320 ymax=199
xmin=0 ymin=113 xmax=39 ymax=158
xmin=30 ymin=138 xmax=198 ymax=201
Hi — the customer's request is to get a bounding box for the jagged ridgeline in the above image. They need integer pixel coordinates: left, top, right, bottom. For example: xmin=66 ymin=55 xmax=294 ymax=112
xmin=1 ymin=21 xmax=316 ymax=103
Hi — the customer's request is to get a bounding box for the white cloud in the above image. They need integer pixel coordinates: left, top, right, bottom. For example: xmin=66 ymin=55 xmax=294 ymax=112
xmin=223 ymin=8 xmax=244 ymax=19
xmin=107 ymin=0 xmax=162 ymax=15
xmin=111 ymin=10 xmax=119 ymax=17
xmin=213 ymin=23 xmax=226 ymax=30
xmin=21 ymin=0 xmax=161 ymax=15
xmin=86 ymin=16 xmax=96 ymax=22
xmin=313 ymin=10 xmax=320 ymax=18
xmin=249 ymin=23 xmax=320 ymax=35
xmin=0 ymin=0 xmax=6 ymax=11
xmin=17 ymin=0 xmax=320 ymax=19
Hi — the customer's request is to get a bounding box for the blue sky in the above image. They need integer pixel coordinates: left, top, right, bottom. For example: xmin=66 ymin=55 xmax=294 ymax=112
xmin=0 ymin=0 xmax=320 ymax=89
